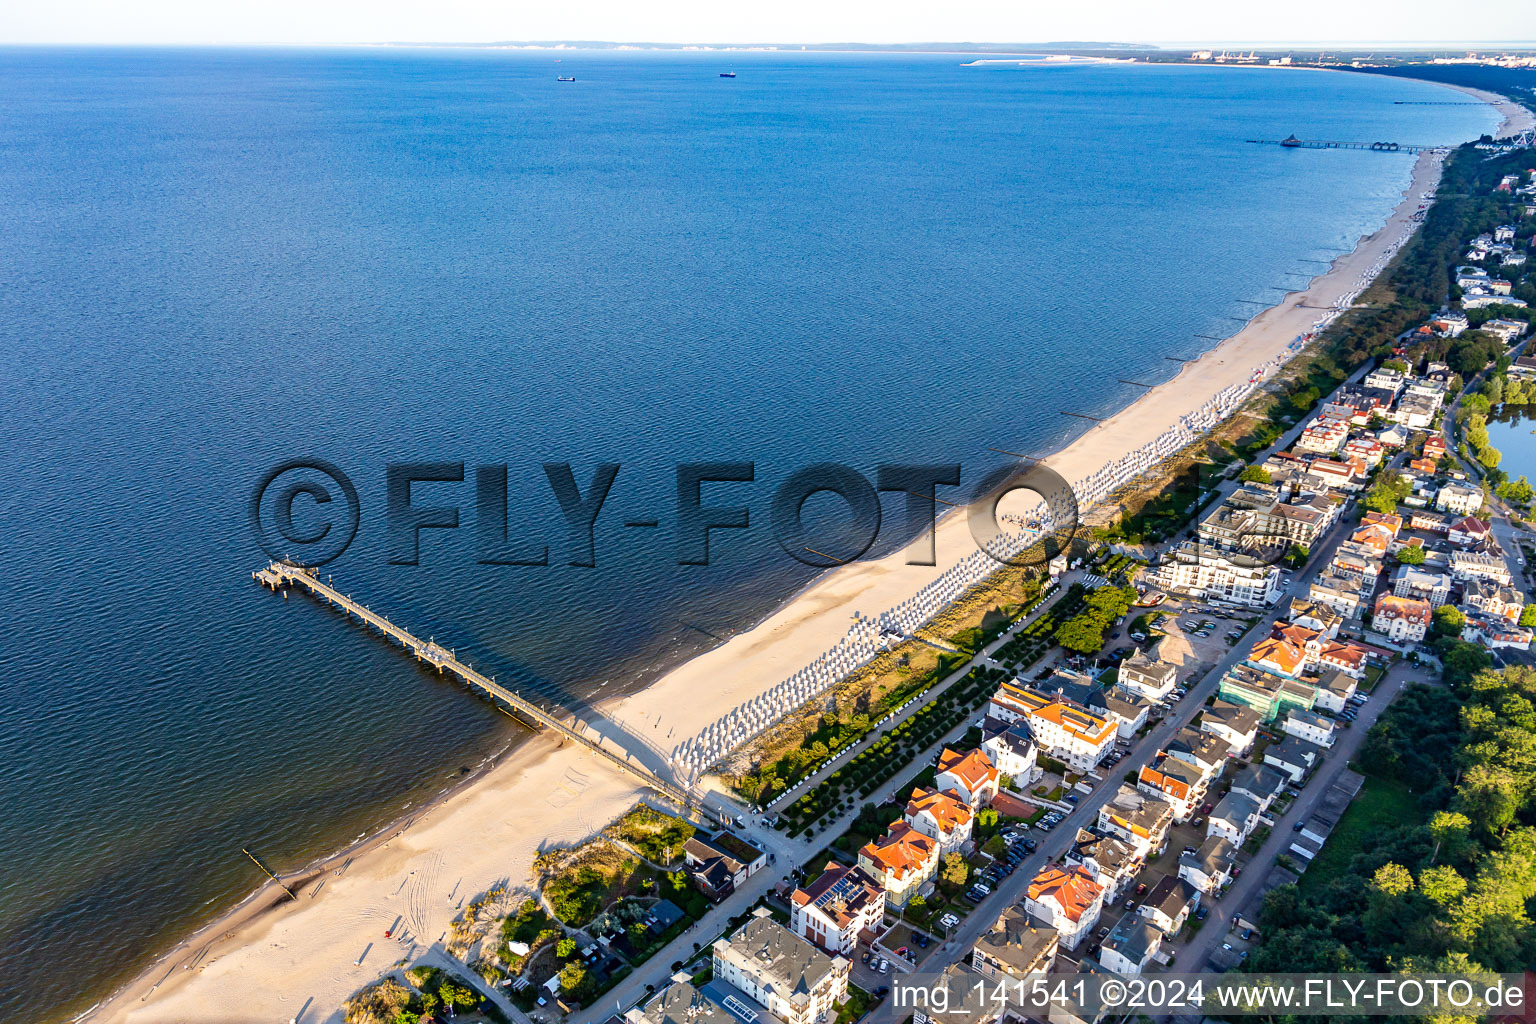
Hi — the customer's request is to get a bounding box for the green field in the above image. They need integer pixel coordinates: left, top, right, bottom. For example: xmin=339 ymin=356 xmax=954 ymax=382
xmin=1298 ymin=776 xmax=1425 ymax=894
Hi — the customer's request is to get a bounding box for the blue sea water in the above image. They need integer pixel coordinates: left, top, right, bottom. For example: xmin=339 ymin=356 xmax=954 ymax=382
xmin=0 ymin=47 xmax=1499 ymax=1019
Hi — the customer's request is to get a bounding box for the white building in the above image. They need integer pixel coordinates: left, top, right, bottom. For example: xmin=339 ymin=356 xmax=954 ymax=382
xmin=1022 ymin=865 xmax=1104 ymax=951
xmin=1141 ymin=542 xmax=1283 ymax=609
xmin=712 ymin=913 xmax=849 ymax=1024
xmin=1449 ymin=550 xmax=1514 ymax=586
xmin=1372 ymin=593 xmax=1432 ymax=643
xmin=789 ymin=863 xmax=886 ymax=956
xmin=1100 ymin=918 xmax=1163 ymax=975
xmin=903 ymin=787 xmax=974 ymax=855
xmin=980 ymin=717 xmax=1041 ymax=786
xmin=1283 ymin=708 xmax=1336 ymax=748
xmin=990 ymin=682 xmax=1116 ymax=772
xmin=1436 ymin=483 xmax=1484 ymax=515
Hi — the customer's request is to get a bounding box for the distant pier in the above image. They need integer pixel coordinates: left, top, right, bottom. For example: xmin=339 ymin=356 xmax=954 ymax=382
xmin=1247 ymin=135 xmax=1438 ymax=154
xmin=252 ymin=561 xmax=710 ymax=819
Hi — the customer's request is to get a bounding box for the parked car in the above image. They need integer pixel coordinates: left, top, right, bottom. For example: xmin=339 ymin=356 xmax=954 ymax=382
xmin=1135 ymin=882 xmax=1148 ymax=895
xmin=1124 ymin=898 xmax=1136 ymax=910
xmin=1195 ymin=906 xmax=1209 ymax=921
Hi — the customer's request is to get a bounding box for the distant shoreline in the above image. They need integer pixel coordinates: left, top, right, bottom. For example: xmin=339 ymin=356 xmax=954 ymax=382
xmin=85 ymin=68 xmax=1526 ymax=1024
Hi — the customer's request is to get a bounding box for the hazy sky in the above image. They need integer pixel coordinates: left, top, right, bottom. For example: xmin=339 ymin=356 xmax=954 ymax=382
xmin=4 ymin=0 xmax=1535 ymax=46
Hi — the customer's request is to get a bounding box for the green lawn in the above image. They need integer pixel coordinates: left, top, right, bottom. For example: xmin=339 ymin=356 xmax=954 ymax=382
xmin=1298 ymin=776 xmax=1425 ymax=894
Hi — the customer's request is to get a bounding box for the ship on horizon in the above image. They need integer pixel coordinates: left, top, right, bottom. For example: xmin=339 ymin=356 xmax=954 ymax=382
xmin=719 ymin=71 xmax=736 ymax=78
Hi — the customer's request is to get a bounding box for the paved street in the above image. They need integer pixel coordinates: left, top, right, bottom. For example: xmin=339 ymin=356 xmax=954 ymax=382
xmin=1177 ymin=660 xmax=1416 ymax=973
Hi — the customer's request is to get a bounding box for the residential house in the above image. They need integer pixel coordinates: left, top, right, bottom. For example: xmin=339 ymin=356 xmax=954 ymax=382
xmin=1228 ymin=762 xmax=1287 ymax=814
xmin=1436 ymin=483 xmax=1484 ymax=515
xmin=1449 ymin=550 xmax=1514 ymax=586
xmin=1309 ymin=570 xmax=1371 ymax=619
xmin=712 ymin=914 xmax=849 ymax=1024
xmin=1284 ymin=708 xmax=1337 ymax=748
xmin=1100 ymin=918 xmax=1163 ymax=976
xmin=970 ymin=906 xmax=1059 ymax=982
xmin=1065 ymin=828 xmax=1142 ymax=903
xmin=1448 ymin=516 xmax=1492 ymax=548
xmin=789 ymin=863 xmax=885 ymax=956
xmin=626 ymin=981 xmax=739 ymax=1024
xmin=1219 ymin=664 xmax=1317 ymax=723
xmin=684 ymin=832 xmax=768 ymax=899
xmin=1139 ymin=753 xmax=1215 ymax=823
xmin=1287 ymin=598 xmax=1342 ymax=638
xmin=1178 ymin=835 xmax=1237 ymax=896
xmin=1022 ymin=864 xmax=1104 ymax=950
xmin=1167 ymin=725 xmax=1229 ymax=777
xmin=1462 ymin=579 xmax=1526 ymax=625
xmin=979 ymin=717 xmax=1040 ymax=786
xmin=904 ymin=787 xmax=974 ymax=855
xmin=934 ymin=748 xmax=1000 ymax=809
xmin=856 ymin=822 xmax=938 ymax=908
xmin=989 ymin=682 xmax=1117 ymax=772
xmin=1207 ymin=791 xmax=1264 ymax=846
xmin=1116 ymin=646 xmax=1178 ymax=701
xmin=1097 ymin=785 xmax=1173 ymax=858
xmin=1392 ymin=564 xmax=1454 ymax=607
xmin=1199 ymin=700 xmax=1261 ymax=756
xmin=1372 ymin=593 xmax=1432 ymax=643
xmin=1263 ymin=735 xmax=1325 ymax=783
xmin=1312 ymin=669 xmax=1358 ymax=714
xmin=1141 ymin=542 xmax=1283 ymax=609
xmin=1137 ymin=876 xmax=1200 ymax=937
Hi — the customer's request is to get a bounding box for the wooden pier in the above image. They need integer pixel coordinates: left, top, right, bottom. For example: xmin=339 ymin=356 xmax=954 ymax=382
xmin=1247 ymin=136 xmax=1438 ymax=155
xmin=252 ymin=561 xmax=708 ymax=818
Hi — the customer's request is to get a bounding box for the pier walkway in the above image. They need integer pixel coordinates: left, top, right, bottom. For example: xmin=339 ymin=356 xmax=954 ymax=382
xmin=252 ymin=562 xmax=712 ymax=821
xmin=1246 ymin=136 xmax=1439 ymax=154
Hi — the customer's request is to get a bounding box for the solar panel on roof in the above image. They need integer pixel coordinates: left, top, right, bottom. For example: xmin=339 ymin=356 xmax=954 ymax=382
xmin=722 ymin=995 xmax=759 ymax=1023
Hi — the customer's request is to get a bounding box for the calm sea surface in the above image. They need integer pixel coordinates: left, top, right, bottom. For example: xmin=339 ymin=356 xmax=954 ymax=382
xmin=0 ymin=48 xmax=1499 ymax=1019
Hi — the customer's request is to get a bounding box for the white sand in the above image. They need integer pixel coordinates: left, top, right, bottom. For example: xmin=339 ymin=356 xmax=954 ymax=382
xmin=92 ymin=83 xmax=1530 ymax=1024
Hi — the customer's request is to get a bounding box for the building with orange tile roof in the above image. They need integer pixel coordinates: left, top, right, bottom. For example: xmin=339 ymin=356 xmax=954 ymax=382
xmin=1247 ymin=636 xmax=1306 ymax=678
xmin=1023 ymin=864 xmax=1104 ymax=950
xmin=989 ymin=682 xmax=1116 ymax=772
xmin=856 ymin=822 xmax=938 ymax=908
xmin=904 ymin=787 xmax=974 ymax=854
xmin=934 ymin=747 xmax=999 ymax=808
xmin=1360 ymin=510 xmax=1402 ymax=537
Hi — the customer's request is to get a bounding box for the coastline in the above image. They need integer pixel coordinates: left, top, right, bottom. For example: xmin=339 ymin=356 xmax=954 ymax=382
xmin=86 ymin=85 xmax=1528 ymax=1024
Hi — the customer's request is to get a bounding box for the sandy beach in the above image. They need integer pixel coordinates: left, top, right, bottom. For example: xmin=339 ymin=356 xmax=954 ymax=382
xmin=90 ymin=84 xmax=1531 ymax=1024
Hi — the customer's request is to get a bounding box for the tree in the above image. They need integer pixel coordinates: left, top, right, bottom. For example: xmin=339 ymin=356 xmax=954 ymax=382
xmin=1397 ymin=545 xmax=1427 ymax=566
xmin=1239 ymin=466 xmax=1272 ymax=484
xmin=558 ymin=961 xmax=589 ymax=997
xmin=1054 ymin=614 xmax=1108 ymax=654
xmin=941 ymin=852 xmax=969 ymax=888
xmin=1432 ymin=605 xmax=1467 ymax=639
xmin=556 ymin=937 xmax=576 ymax=959
xmin=1429 ymin=811 xmax=1473 ymax=865
xmin=439 ymin=980 xmax=479 ymax=1010
xmin=1522 ymin=606 xmax=1536 ymax=629
xmin=1363 ymin=474 xmax=1411 ymax=514
xmin=1497 ymin=475 xmax=1533 ymax=505
xmin=1419 ymin=864 xmax=1468 ymax=906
